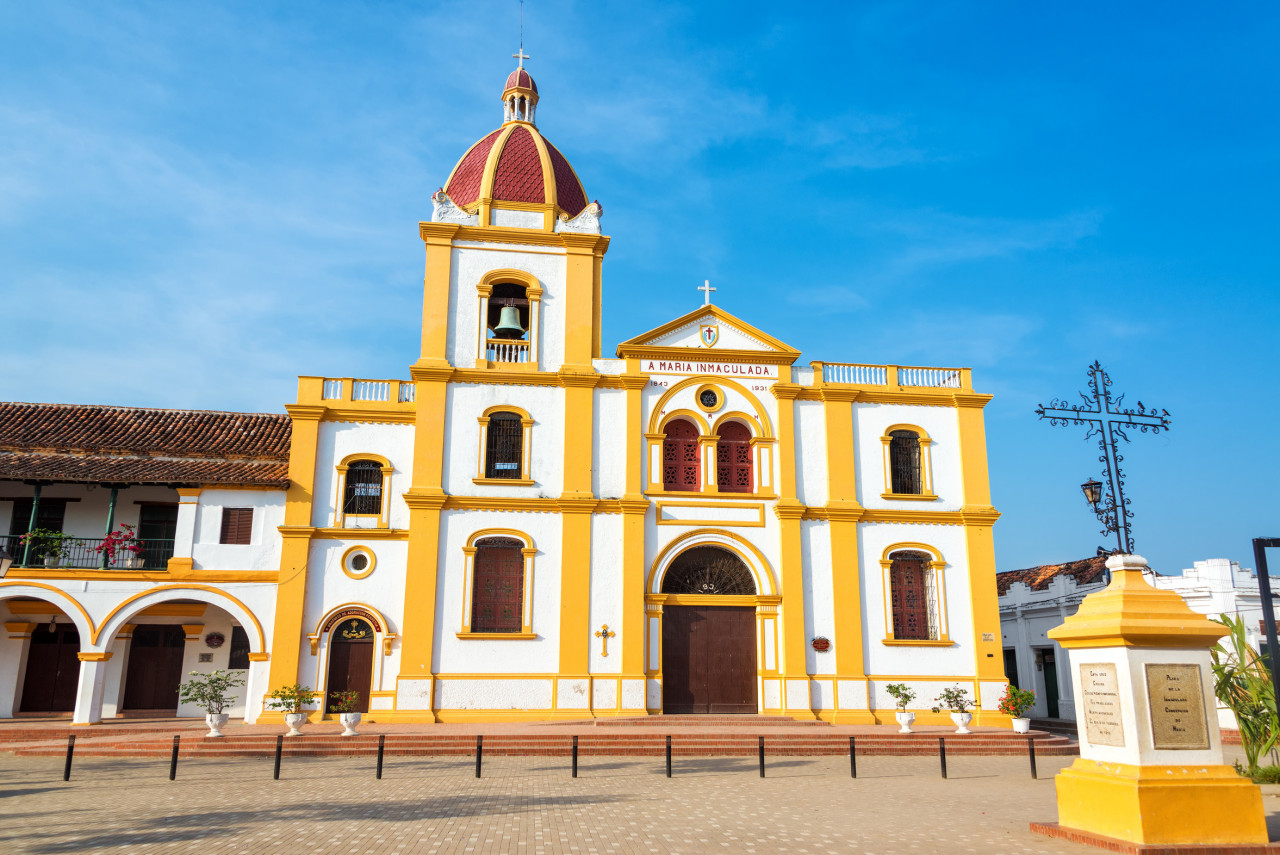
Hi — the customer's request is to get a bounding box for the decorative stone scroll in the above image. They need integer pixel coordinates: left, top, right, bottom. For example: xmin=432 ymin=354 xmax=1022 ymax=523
xmin=431 ymin=190 xmax=479 ymax=225
xmin=556 ymin=200 xmax=603 ymax=235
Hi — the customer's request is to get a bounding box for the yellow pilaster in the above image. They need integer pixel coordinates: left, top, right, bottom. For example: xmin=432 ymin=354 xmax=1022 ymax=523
xmin=952 ymin=392 xmax=1006 ymax=722
xmin=619 ymin=370 xmax=650 ymax=703
xmin=266 ymin=399 xmax=324 ymax=696
xmin=418 ymin=223 xmax=460 ymax=362
xmin=559 ymin=233 xmax=608 ymax=367
xmin=819 ymin=387 xmax=874 ymax=723
xmin=771 ymin=380 xmax=814 ymax=719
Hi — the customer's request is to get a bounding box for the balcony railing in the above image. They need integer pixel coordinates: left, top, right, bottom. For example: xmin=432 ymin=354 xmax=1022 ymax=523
xmin=486 ymin=339 xmax=530 ymax=364
xmin=312 ymin=377 xmax=415 ymax=404
xmin=0 ymin=534 xmax=175 ymax=570
xmin=814 ymin=362 xmax=970 ymax=391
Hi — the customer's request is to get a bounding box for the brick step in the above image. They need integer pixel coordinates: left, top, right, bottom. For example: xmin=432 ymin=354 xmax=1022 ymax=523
xmin=78 ymin=733 xmax=1072 ymax=748
xmin=552 ymin=715 xmax=833 ymax=728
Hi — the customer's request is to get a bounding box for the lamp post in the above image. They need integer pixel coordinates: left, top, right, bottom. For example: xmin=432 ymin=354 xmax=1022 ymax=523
xmin=1253 ymin=538 xmax=1280 ymax=707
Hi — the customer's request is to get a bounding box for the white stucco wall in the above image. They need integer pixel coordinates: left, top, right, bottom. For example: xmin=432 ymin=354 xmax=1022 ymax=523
xmin=311 ymin=421 xmax=415 ymax=529
xmin=192 ymin=489 xmax=285 ymax=571
xmin=853 ymin=403 xmax=964 ymax=511
xmin=443 ymin=384 xmax=564 ymax=496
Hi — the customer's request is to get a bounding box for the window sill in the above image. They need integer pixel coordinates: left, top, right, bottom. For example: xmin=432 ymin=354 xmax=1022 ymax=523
xmin=645 ymin=488 xmax=774 ymax=500
xmin=881 ymin=637 xmax=953 ymax=647
xmin=456 ymin=631 xmax=537 ymax=640
xmin=473 ymin=477 xmax=536 ymax=486
xmin=879 ymin=492 xmax=938 ymax=502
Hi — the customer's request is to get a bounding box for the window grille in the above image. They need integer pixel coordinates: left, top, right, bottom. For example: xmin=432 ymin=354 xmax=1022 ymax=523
xmin=889 ymin=551 xmax=937 ymax=640
xmin=715 ymin=421 xmax=753 ymax=493
xmin=662 ymin=419 xmax=700 ymax=491
xmin=485 ymin=412 xmax=524 ymax=479
xmin=889 ymin=430 xmax=923 ymax=494
xmin=472 ymin=537 xmax=524 ymax=632
xmin=661 ymin=546 xmax=757 ymax=595
xmin=343 ymin=460 xmax=384 ymax=515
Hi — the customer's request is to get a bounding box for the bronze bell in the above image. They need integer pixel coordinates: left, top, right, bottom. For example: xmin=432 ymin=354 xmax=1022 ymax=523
xmin=492 ymin=305 xmax=526 ymax=339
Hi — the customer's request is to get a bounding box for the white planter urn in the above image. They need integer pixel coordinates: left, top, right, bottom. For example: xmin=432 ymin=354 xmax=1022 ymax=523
xmin=205 ymin=713 xmax=229 ymax=737
xmin=339 ymin=712 xmax=362 ymax=737
xmin=284 ymin=712 xmax=308 ymax=737
xmin=950 ymin=711 xmax=973 ymax=734
xmin=895 ymin=711 xmax=916 ymax=734
xmin=1011 ymin=717 xmax=1031 ymax=734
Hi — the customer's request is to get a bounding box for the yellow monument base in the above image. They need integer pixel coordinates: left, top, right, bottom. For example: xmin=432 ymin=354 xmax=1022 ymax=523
xmin=1055 ymin=758 xmax=1267 ymax=845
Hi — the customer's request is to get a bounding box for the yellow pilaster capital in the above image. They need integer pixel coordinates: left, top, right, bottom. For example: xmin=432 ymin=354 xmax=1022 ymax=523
xmin=557 ymin=368 xmax=601 ymax=388
xmin=285 ymin=404 xmax=326 ymax=421
xmin=773 ymin=501 xmax=806 ymax=520
xmin=619 ymin=373 xmax=649 ymax=390
xmin=959 ymin=505 xmax=1001 ymax=526
xmin=771 ymin=383 xmax=802 ymax=401
xmin=558 ymin=232 xmax=610 ymax=255
xmin=418 ymin=221 xmax=461 ymax=244
xmin=557 ymin=495 xmax=598 ymax=514
xmin=410 ymin=361 xmax=454 ymax=382
xmin=819 ymin=387 xmax=860 ymax=403
xmin=277 ymin=526 xmax=317 ymax=540
xmin=402 ymin=489 xmax=448 ymax=511
xmin=618 ymin=495 xmax=651 ymax=515
xmin=951 ymin=392 xmax=993 ymax=409
xmin=823 ymin=500 xmax=865 ymax=522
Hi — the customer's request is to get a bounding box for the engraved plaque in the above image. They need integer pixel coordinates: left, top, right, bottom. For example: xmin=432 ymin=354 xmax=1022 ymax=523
xmin=1080 ymin=663 xmax=1126 ymax=747
xmin=1145 ymin=663 xmax=1210 ymax=750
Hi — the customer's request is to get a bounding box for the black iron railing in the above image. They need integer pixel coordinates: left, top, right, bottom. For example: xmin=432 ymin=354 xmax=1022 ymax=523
xmin=0 ymin=534 xmax=175 ymax=570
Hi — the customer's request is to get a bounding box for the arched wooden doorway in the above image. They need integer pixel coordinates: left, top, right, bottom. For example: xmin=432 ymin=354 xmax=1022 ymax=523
xmin=20 ymin=614 xmax=81 ymax=713
xmin=325 ymin=617 xmax=374 ymax=713
xmin=660 ymin=546 xmax=758 ymax=714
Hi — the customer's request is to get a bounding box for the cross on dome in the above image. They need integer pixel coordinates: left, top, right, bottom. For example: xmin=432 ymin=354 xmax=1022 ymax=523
xmin=502 ymin=54 xmax=539 ymax=124
xmin=513 ymin=48 xmax=530 ymax=68
xmin=699 ymin=279 xmax=716 ymax=305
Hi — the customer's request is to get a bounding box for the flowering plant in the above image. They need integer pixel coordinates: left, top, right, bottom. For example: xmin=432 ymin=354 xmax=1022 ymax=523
xmin=19 ymin=528 xmax=69 ymax=559
xmin=885 ymin=683 xmax=916 ymax=711
xmin=328 ymin=690 xmax=362 ymax=714
xmin=931 ymin=685 xmax=974 ymax=714
xmin=997 ymin=685 xmax=1036 ymax=719
xmin=95 ymin=523 xmax=143 ymax=565
xmin=179 ymin=670 xmax=247 ymax=715
xmin=267 ymin=683 xmax=321 ymax=714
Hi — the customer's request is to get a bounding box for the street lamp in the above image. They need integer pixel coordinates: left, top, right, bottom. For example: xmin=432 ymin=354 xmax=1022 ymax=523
xmin=1080 ymin=478 xmax=1103 ymax=508
xmin=1253 ymin=538 xmax=1280 ymax=707
xmin=0 ymin=548 xmax=12 ymax=578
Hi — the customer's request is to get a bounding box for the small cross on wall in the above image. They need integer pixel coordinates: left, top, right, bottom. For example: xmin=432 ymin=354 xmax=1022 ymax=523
xmin=594 ymin=624 xmax=615 ymax=657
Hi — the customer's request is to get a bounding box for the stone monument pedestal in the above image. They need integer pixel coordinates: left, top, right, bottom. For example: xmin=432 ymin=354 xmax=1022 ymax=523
xmin=1038 ymin=553 xmax=1267 ymax=847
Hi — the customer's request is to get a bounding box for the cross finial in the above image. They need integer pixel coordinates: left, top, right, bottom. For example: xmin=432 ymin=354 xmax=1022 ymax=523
xmin=698 ymin=279 xmax=716 ymax=305
xmin=513 ymin=49 xmax=530 ymax=69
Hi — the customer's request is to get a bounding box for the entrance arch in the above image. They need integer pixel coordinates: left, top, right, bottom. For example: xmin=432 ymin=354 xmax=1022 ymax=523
xmin=0 ymin=588 xmax=92 ymax=716
xmin=324 ymin=617 xmax=374 ymax=713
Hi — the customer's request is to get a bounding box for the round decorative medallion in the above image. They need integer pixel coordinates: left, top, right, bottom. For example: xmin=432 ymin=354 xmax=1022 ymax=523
xmin=205 ymin=631 xmax=225 ymax=649
xmin=695 ymin=384 xmax=723 ymax=414
xmin=341 ymin=546 xmax=376 ymax=580
xmin=811 ymin=636 xmax=831 ymax=653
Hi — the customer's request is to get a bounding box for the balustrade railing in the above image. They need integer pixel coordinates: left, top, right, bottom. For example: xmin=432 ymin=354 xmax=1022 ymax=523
xmin=0 ymin=534 xmax=175 ymax=570
xmin=487 ymin=339 xmax=531 ymax=364
xmin=816 ymin=362 xmax=968 ymax=390
xmin=315 ymin=378 xmax=414 ymax=405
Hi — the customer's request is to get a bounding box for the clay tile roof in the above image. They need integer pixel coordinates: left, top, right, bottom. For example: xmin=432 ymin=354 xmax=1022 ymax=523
xmin=996 ymin=555 xmax=1112 ymax=596
xmin=0 ymin=402 xmax=291 ymax=487
xmin=491 ymin=126 xmax=545 ymax=205
xmin=444 ymin=128 xmax=504 ymax=208
xmin=544 ymin=138 xmax=588 ymax=217
xmin=504 ymin=68 xmax=537 ymax=94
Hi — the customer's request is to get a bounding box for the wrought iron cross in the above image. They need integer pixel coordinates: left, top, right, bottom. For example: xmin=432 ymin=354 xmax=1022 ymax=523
xmin=698 ymin=279 xmax=716 ymax=305
xmin=1035 ymin=361 xmax=1170 ymax=555
xmin=594 ymin=624 xmax=615 ymax=657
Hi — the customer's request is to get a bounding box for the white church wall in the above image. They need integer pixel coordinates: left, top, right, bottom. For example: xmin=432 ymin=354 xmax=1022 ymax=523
xmin=801 ymin=520 xmax=836 ymax=676
xmin=442 ymin=383 xmax=564 ymax=496
xmin=311 ymin=421 xmax=414 ymax=529
xmin=853 ymin=403 xmax=964 ymax=511
xmin=435 ymin=509 xmax=563 ymax=677
xmin=193 ymin=489 xmax=285 ymax=571
xmin=588 ymin=514 xmax=623 ymax=674
xmin=447 ymin=244 xmax=569 ymax=370
xmin=794 ymin=399 xmax=829 ymax=507
xmin=592 ymin=388 xmax=626 ymax=499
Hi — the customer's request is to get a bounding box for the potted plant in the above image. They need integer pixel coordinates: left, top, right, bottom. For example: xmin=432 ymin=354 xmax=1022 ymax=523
xmin=178 ymin=669 xmax=247 ymax=737
xmin=267 ymin=683 xmax=320 ymax=736
xmin=932 ymin=685 xmax=975 ymax=733
xmin=885 ymin=683 xmax=917 ymax=733
xmin=997 ymin=685 xmax=1037 ymax=733
xmin=19 ymin=529 xmax=69 ymax=567
xmin=329 ymin=690 xmax=363 ymax=736
xmin=96 ymin=523 xmax=144 ymax=569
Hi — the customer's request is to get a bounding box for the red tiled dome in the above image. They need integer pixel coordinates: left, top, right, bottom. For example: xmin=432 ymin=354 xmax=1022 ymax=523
xmin=504 ymin=68 xmax=537 ymax=94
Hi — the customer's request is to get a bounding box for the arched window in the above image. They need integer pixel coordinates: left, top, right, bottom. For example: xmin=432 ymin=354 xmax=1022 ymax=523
xmin=662 ymin=419 xmax=701 ymax=492
xmin=343 ymin=460 xmax=384 ymax=515
xmin=485 ymin=412 xmax=524 ymax=479
xmin=485 ymin=282 xmax=531 ymax=364
xmin=888 ymin=430 xmax=923 ymax=495
xmin=715 ymin=421 xmax=753 ymax=493
xmin=661 ymin=546 xmax=756 ymax=595
xmin=888 ymin=550 xmax=937 ymax=640
xmin=472 ymin=537 xmax=525 ymax=633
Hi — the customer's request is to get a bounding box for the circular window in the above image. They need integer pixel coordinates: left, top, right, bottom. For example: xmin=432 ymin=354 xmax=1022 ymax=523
xmin=341 ymin=546 xmax=376 ymax=580
xmin=695 ymin=384 xmax=723 ymax=413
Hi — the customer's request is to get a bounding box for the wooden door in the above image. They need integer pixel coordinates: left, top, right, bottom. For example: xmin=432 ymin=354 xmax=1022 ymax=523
xmin=20 ymin=623 xmax=81 ymax=713
xmin=662 ymin=605 xmax=757 ymax=714
xmin=123 ymin=625 xmax=186 ymax=711
xmin=326 ymin=638 xmax=373 ymax=713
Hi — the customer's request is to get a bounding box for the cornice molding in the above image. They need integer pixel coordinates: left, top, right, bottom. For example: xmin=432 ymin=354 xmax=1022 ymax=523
xmin=285 ymin=404 xmax=327 ymax=421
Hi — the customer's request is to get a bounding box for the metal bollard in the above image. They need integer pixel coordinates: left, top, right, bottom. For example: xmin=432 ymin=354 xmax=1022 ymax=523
xmin=63 ymin=734 xmax=75 ymax=782
xmin=169 ymin=736 xmax=180 ymax=781
xmin=938 ymin=737 xmax=947 ymax=779
xmin=572 ymin=735 xmax=579 ymax=778
xmin=376 ymin=734 xmax=385 ymax=780
xmin=1028 ymin=737 xmax=1038 ymax=780
xmin=475 ymin=735 xmax=483 ymax=778
xmin=665 ymin=735 xmax=672 ymax=778
xmin=849 ymin=736 xmax=856 ymax=779
xmin=273 ymin=734 xmax=283 ymax=780
xmin=758 ymin=736 xmax=765 ymax=778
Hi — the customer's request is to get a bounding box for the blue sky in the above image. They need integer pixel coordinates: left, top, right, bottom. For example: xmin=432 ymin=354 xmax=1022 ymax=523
xmin=2 ymin=2 xmax=1277 ymax=575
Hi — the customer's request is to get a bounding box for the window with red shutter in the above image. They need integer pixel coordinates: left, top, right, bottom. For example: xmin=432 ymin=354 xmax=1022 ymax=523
xmin=715 ymin=421 xmax=753 ymax=493
xmin=662 ymin=419 xmax=700 ymax=492
xmin=219 ymin=508 xmax=253 ymax=545
xmin=889 ymin=551 xmax=933 ymax=640
xmin=471 ymin=537 xmax=524 ymax=633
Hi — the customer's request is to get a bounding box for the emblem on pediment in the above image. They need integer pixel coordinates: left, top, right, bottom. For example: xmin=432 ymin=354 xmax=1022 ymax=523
xmin=699 ymin=325 xmax=719 ymax=347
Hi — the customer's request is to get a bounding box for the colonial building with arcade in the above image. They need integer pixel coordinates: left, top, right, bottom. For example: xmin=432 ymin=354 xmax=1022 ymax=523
xmin=0 ymin=60 xmax=1008 ymax=726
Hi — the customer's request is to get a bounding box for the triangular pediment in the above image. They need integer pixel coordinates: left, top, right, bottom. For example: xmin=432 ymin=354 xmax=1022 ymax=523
xmin=616 ymin=305 xmax=800 ymax=364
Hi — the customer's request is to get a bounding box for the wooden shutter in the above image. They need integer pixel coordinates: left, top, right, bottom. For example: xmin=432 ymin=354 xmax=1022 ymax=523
xmin=890 ymin=554 xmax=930 ymax=640
xmin=715 ymin=422 xmax=753 ymax=493
xmin=471 ymin=538 xmax=524 ymax=633
xmin=219 ymin=508 xmax=254 ymax=545
xmin=662 ymin=419 xmax=700 ymax=491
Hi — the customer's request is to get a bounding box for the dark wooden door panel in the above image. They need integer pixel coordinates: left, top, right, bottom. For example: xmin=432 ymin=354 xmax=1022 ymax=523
xmin=662 ymin=606 xmax=757 ymax=715
xmin=20 ymin=624 xmax=80 ymax=713
xmin=124 ymin=625 xmax=185 ymax=711
xmin=326 ymin=640 xmax=373 ymax=712
xmin=707 ymin=607 xmax=757 ymax=713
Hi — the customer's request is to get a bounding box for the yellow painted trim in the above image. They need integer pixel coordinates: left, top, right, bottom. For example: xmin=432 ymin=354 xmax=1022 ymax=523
xmin=77 ymin=651 xmax=113 ymax=662
xmin=333 ymin=454 xmax=394 ymax=530
xmin=645 ymin=528 xmax=777 ymax=595
xmin=461 ymin=528 xmax=536 ymax=635
xmin=337 ymin=452 xmax=392 ymax=469
xmin=247 ymin=652 xmax=269 ymax=662
xmin=93 ymin=584 xmax=267 ymax=652
xmin=312 ymin=527 xmax=408 ymax=540
xmin=881 ymin=638 xmax=954 ymax=647
xmin=649 ymin=377 xmax=774 ymax=438
xmin=879 ymin=492 xmax=939 ymax=501
xmin=475 ymin=406 xmax=534 ymax=482
xmin=654 ymin=500 xmax=766 ymax=527
xmin=456 ymin=631 xmax=538 ymax=640
xmin=657 ymin=408 xmax=711 ymax=436
xmin=649 ymin=593 xmax=759 ymax=607
xmin=694 ymin=383 xmax=724 ymax=414
xmin=340 ymin=545 xmax=377 ymax=580
xmin=139 ymin=604 xmax=207 ymax=617
xmin=472 ymin=477 xmax=537 ymax=486
xmin=880 ymin=423 xmax=936 ymax=498
xmin=322 ymin=409 xmax=416 ymax=425
xmin=310 ymin=602 xmax=391 ymax=638
xmin=0 ymin=582 xmax=96 ymax=637
xmin=617 ymin=304 xmax=801 ymax=360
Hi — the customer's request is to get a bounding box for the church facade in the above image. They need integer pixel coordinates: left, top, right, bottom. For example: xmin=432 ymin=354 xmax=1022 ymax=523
xmin=0 ymin=63 xmax=1008 ymax=726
